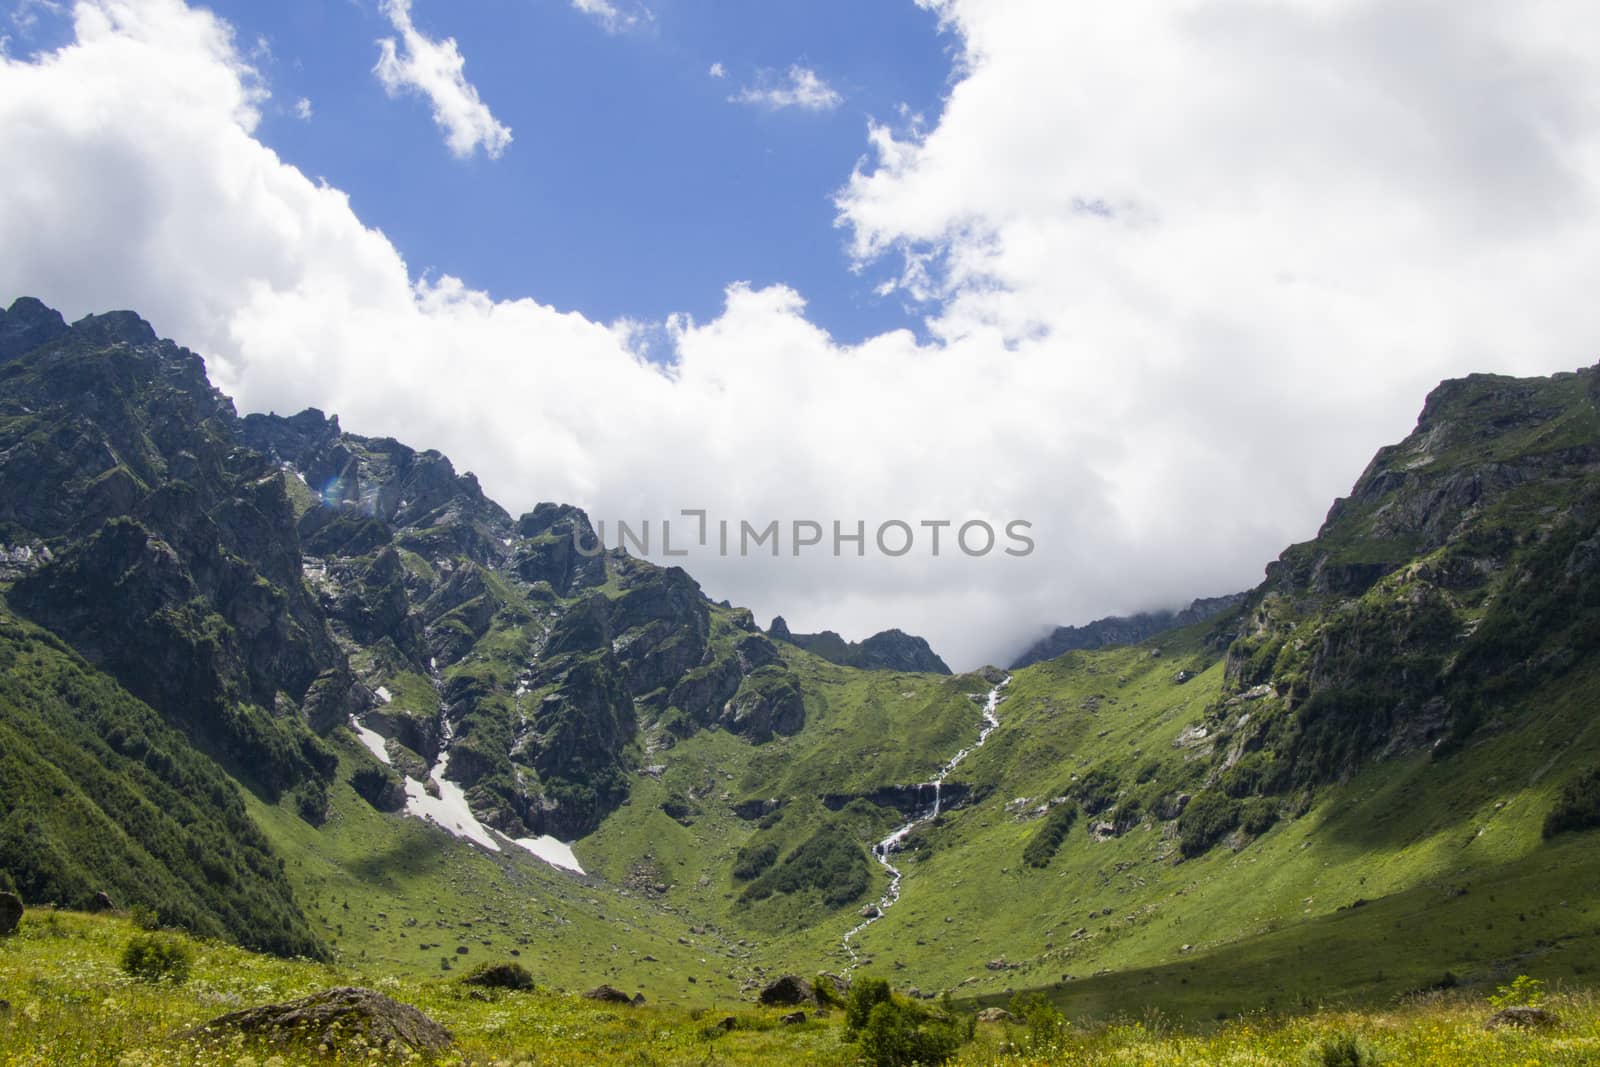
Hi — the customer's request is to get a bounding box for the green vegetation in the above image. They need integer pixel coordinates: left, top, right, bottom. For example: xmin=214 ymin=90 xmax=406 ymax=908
xmin=1021 ymin=801 xmax=1077 ymax=868
xmin=1544 ymin=767 xmax=1600 ymax=839
xmin=0 ymin=607 xmax=324 ymax=958
xmin=742 ymin=827 xmax=871 ymax=910
xmin=120 ymin=932 xmax=193 ymax=983
xmin=4 ymin=912 xmax=1600 ymax=1066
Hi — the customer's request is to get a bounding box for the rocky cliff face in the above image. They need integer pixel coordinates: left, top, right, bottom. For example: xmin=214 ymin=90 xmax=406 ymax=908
xmin=1009 ymin=593 xmax=1248 ymax=669
xmin=0 ymin=298 xmax=832 ymax=847
xmin=1194 ymin=366 xmax=1600 ymax=803
xmin=767 ymin=617 xmax=950 ymax=674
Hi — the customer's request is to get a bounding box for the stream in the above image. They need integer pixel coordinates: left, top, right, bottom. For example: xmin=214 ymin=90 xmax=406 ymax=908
xmin=843 ymin=676 xmax=1010 ymax=964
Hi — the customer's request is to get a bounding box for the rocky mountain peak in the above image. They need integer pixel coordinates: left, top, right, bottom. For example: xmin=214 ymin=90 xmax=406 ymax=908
xmin=0 ymin=296 xmax=69 ymax=360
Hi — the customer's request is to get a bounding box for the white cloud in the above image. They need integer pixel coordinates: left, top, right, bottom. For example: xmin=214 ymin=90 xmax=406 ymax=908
xmin=293 ymin=96 xmax=311 ymax=120
xmin=4 ymin=0 xmax=1600 ymax=670
xmin=570 ymin=0 xmax=647 ymax=35
xmin=373 ymin=0 xmax=510 ymax=159
xmin=731 ymin=64 xmax=842 ymax=112
xmin=708 ymin=61 xmax=725 ymax=79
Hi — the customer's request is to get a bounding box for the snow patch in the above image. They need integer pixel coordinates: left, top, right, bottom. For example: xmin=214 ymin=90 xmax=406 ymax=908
xmin=508 ymin=835 xmax=585 ymax=874
xmin=402 ymin=753 xmax=501 ymax=852
xmin=373 ymin=685 xmax=393 ymax=704
xmin=351 ymin=718 xmax=392 ymax=766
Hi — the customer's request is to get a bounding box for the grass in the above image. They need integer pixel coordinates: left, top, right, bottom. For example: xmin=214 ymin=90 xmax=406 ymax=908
xmin=4 ymin=910 xmax=1600 ymax=1065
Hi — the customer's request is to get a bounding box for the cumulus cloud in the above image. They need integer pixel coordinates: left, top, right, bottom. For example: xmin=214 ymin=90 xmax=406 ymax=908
xmin=570 ymin=0 xmax=647 ymax=35
xmin=708 ymin=61 xmax=725 ymax=79
xmin=293 ymin=96 xmax=311 ymax=120
xmin=732 ymin=64 xmax=843 ymax=112
xmin=4 ymin=0 xmax=1600 ymax=670
xmin=374 ymin=0 xmax=510 ymax=159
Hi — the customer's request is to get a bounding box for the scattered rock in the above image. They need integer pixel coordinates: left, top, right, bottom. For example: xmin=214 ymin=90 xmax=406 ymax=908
xmin=758 ymin=975 xmax=815 ymax=1006
xmin=583 ymin=984 xmax=634 ymax=1004
xmin=1172 ymin=670 xmax=1195 ymax=684
xmin=190 ymin=988 xmax=451 ymax=1055
xmin=1486 ymin=1007 xmax=1561 ymax=1030
xmin=976 ymin=1007 xmax=1016 ymax=1023
xmin=860 ymin=904 xmax=881 ymax=919
xmin=714 ymin=1016 xmax=737 ymax=1032
xmin=461 ymin=962 xmax=534 ymax=990
xmin=779 ymin=1011 xmax=807 ymax=1025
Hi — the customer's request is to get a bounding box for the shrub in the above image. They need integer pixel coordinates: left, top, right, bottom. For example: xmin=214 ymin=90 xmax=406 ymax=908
xmin=1543 ymin=768 xmax=1600 ymax=839
xmin=1023 ymin=802 xmax=1078 ymax=868
xmin=732 ymin=841 xmax=779 ymax=881
xmin=1178 ymin=791 xmax=1240 ymax=857
xmin=1009 ymin=991 xmax=1069 ymax=1049
xmin=120 ymin=933 xmax=192 ymax=983
xmin=845 ymin=976 xmax=893 ymax=1034
xmin=462 ymin=961 xmax=535 ymax=990
xmin=1074 ymin=769 xmax=1119 ymax=814
xmin=1303 ymin=1031 xmax=1379 ymax=1067
xmin=1240 ymin=797 xmax=1280 ymax=835
xmin=857 ymin=999 xmax=961 ymax=1067
xmin=741 ymin=827 xmax=869 ymax=909
xmin=814 ymin=972 xmax=847 ymax=1008
xmin=1489 ymin=974 xmax=1545 ymax=1009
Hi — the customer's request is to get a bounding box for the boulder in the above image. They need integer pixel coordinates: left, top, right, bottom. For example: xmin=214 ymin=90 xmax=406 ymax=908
xmin=1486 ymin=1006 xmax=1561 ymax=1030
xmin=976 ymin=1007 xmax=1017 ymax=1023
xmin=757 ymin=975 xmax=815 ymax=1007
xmin=88 ymin=891 xmax=117 ymax=913
xmin=190 ymin=987 xmax=451 ymax=1054
xmin=780 ymin=1011 xmax=807 ymax=1025
xmin=0 ymin=891 xmax=22 ymax=936
xmin=583 ymin=984 xmax=635 ymax=1004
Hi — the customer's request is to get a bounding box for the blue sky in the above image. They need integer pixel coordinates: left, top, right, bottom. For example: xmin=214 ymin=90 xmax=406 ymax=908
xmin=76 ymin=0 xmax=953 ymax=343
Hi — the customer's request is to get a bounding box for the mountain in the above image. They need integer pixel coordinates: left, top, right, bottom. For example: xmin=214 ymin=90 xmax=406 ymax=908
xmin=3 ymin=295 xmax=1600 ymax=1019
xmin=768 ymin=616 xmax=952 ymax=674
xmin=1009 ymin=593 xmax=1246 ymax=669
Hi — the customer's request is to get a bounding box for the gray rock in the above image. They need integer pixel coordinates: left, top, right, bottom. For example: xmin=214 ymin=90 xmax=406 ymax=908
xmin=1486 ymin=1006 xmax=1561 ymax=1030
xmin=190 ymin=987 xmax=452 ymax=1054
xmin=757 ymin=975 xmax=815 ymax=1006
xmin=583 ymin=984 xmax=635 ymax=1004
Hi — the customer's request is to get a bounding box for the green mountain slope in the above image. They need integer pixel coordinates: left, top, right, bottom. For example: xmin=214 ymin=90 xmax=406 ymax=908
xmin=3 ymin=294 xmax=1599 ymax=1022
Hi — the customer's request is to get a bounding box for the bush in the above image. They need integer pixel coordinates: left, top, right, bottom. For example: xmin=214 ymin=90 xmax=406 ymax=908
xmin=1240 ymin=797 xmax=1280 ymax=835
xmin=120 ymin=933 xmax=192 ymax=983
xmin=1543 ymin=768 xmax=1600 ymax=839
xmin=1074 ymin=769 xmax=1120 ymax=814
xmin=814 ymin=972 xmax=847 ymax=1008
xmin=1489 ymin=974 xmax=1545 ymax=1009
xmin=1178 ymin=791 xmax=1240 ymax=858
xmin=1303 ymin=1031 xmax=1380 ymax=1067
xmin=845 ymin=976 xmax=893 ymax=1033
xmin=742 ymin=827 xmax=869 ymax=909
xmin=1009 ymin=991 xmax=1069 ymax=1049
xmin=732 ymin=841 xmax=779 ymax=881
xmin=1023 ymin=802 xmax=1078 ymax=868
xmin=857 ymin=999 xmax=962 ymax=1067
xmin=462 ymin=961 xmax=535 ymax=990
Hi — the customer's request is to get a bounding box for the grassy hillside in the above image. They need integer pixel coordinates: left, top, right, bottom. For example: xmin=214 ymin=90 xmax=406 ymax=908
xmin=0 ymin=604 xmax=323 ymax=958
